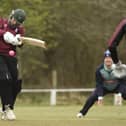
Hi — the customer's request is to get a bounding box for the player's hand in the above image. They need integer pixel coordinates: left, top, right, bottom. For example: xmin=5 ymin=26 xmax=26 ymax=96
xmin=14 ymin=34 xmax=22 ymax=45
xmin=97 ymin=96 xmax=103 ymax=106
xmin=3 ymin=32 xmax=15 ymax=44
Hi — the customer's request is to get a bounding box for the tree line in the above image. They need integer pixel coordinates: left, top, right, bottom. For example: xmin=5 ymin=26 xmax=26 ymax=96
xmin=0 ymin=0 xmax=126 ymax=88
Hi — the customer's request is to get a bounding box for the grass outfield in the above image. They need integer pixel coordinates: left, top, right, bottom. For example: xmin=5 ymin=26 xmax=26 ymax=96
xmin=0 ymin=105 xmax=126 ymax=126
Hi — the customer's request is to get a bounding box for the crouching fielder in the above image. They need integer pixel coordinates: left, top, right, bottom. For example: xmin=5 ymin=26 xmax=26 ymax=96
xmin=0 ymin=9 xmax=26 ymax=120
xmin=77 ymin=50 xmax=126 ymax=118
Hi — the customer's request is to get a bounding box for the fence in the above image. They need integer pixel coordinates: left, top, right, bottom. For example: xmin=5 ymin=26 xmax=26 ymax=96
xmin=21 ymin=88 xmax=122 ymax=106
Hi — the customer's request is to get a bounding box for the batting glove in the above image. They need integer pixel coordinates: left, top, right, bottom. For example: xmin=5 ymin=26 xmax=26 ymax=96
xmin=14 ymin=34 xmax=22 ymax=45
xmin=3 ymin=32 xmax=22 ymax=46
xmin=3 ymin=32 xmax=15 ymax=43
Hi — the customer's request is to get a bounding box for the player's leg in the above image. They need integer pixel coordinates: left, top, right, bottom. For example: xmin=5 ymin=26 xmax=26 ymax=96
xmin=5 ymin=56 xmax=22 ymax=110
xmin=108 ymin=46 xmax=118 ymax=64
xmin=79 ymin=92 xmax=97 ymax=116
xmin=0 ymin=80 xmax=13 ymax=111
xmin=11 ymin=79 xmax=22 ymax=110
xmin=77 ymin=87 xmax=110 ymax=118
xmin=77 ymin=87 xmax=103 ymax=118
xmin=0 ymin=80 xmax=16 ymax=120
xmin=118 ymin=83 xmax=126 ymax=100
xmin=108 ymin=22 xmax=126 ymax=78
xmin=0 ymin=56 xmax=12 ymax=110
xmin=0 ymin=56 xmax=16 ymax=120
xmin=108 ymin=19 xmax=126 ymax=64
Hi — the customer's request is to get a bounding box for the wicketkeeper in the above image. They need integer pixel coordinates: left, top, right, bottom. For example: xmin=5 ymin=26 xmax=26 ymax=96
xmin=77 ymin=50 xmax=126 ymax=118
xmin=0 ymin=9 xmax=26 ymax=120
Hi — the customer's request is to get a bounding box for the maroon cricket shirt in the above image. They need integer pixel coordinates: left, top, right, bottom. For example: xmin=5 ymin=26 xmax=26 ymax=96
xmin=0 ymin=18 xmax=25 ymax=56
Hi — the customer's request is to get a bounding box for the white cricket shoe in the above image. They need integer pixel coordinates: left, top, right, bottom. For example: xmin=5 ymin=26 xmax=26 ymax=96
xmin=76 ymin=112 xmax=83 ymax=118
xmin=0 ymin=108 xmax=5 ymax=120
xmin=1 ymin=111 xmax=6 ymax=120
xmin=5 ymin=108 xmax=16 ymax=120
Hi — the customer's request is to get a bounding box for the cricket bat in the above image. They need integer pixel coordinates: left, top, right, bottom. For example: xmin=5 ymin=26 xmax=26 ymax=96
xmin=21 ymin=37 xmax=46 ymax=49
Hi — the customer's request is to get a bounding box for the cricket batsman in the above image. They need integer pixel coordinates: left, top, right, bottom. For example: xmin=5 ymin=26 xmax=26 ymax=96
xmin=0 ymin=9 xmax=26 ymax=120
xmin=77 ymin=50 xmax=126 ymax=118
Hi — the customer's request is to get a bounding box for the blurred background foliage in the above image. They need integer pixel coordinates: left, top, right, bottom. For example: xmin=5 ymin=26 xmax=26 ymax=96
xmin=1 ymin=0 xmax=126 ymax=89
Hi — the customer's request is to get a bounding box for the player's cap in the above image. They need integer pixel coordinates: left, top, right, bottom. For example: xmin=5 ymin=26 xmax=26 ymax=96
xmin=104 ymin=50 xmax=111 ymax=57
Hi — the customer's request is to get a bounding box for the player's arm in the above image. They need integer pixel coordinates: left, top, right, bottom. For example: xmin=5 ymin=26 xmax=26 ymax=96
xmin=0 ymin=19 xmax=6 ymax=36
xmin=95 ymin=67 xmax=104 ymax=104
xmin=95 ymin=66 xmax=103 ymax=88
xmin=3 ymin=32 xmax=22 ymax=46
xmin=0 ymin=19 xmax=19 ymax=45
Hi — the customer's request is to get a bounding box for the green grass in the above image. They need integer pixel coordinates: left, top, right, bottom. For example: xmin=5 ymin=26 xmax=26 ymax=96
xmin=0 ymin=105 xmax=126 ymax=126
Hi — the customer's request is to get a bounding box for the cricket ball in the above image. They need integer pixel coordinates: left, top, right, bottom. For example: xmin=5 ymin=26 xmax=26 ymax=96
xmin=9 ymin=50 xmax=15 ymax=56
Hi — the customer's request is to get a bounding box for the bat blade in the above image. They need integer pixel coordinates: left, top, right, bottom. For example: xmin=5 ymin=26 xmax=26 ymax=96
xmin=21 ymin=37 xmax=46 ymax=49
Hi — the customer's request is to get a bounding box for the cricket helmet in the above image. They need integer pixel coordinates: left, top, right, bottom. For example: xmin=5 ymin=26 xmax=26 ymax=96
xmin=10 ymin=9 xmax=26 ymax=24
